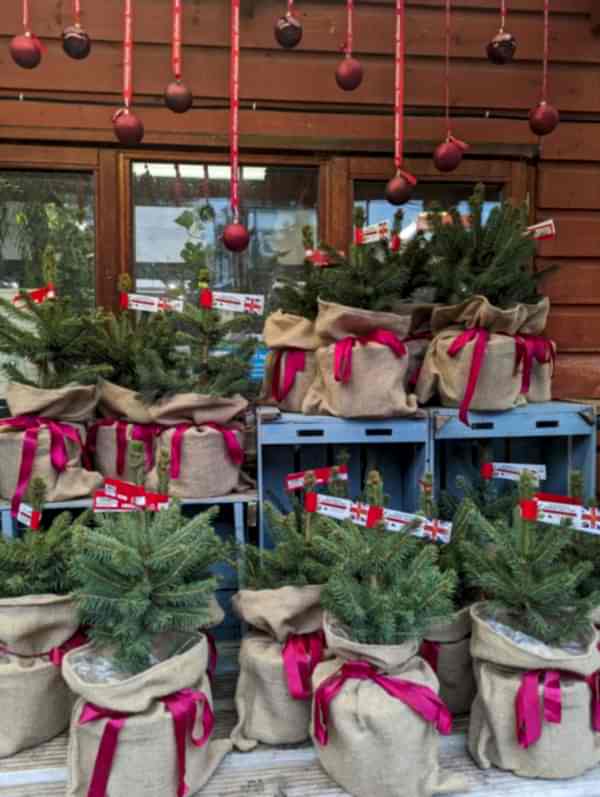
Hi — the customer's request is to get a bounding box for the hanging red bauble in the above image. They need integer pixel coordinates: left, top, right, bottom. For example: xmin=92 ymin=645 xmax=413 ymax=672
xmin=62 ymin=25 xmax=91 ymax=59
xmin=10 ymin=33 xmax=41 ymax=69
xmin=335 ymin=57 xmax=363 ymax=91
xmin=165 ymin=80 xmax=193 ymax=113
xmin=274 ymin=0 xmax=302 ymax=49
xmin=529 ymin=101 xmax=559 ymax=136
xmin=223 ymin=223 xmax=250 ymax=253
xmin=486 ymin=30 xmax=516 ymax=64
xmin=385 ymin=172 xmax=415 ymax=206
xmin=113 ymin=109 xmax=144 ymax=146
xmin=434 ymin=138 xmax=468 ymax=172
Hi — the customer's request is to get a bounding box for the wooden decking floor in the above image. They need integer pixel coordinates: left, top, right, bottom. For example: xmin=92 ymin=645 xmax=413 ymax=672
xmin=1 ymin=669 xmax=599 ymax=796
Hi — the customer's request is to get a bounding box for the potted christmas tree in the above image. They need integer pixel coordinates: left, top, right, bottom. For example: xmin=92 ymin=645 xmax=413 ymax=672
xmin=310 ymin=470 xmax=462 ymax=797
xmin=0 ymin=478 xmax=86 ymax=757
xmin=462 ymin=471 xmax=600 ymax=779
xmin=416 ymin=184 xmax=555 ymax=423
xmin=231 ymin=468 xmax=345 ymax=750
xmin=62 ymin=443 xmax=231 ymax=796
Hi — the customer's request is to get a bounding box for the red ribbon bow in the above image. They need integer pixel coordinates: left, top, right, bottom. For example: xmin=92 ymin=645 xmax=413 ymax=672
xmin=86 ymin=420 xmax=160 ymax=477
xmin=282 ymin=630 xmax=326 ymax=701
xmin=334 ymin=330 xmax=407 ymax=384
xmin=514 ymin=334 xmax=556 ymax=396
xmin=419 ymin=640 xmax=441 ymax=673
xmin=447 ymin=327 xmax=490 ymax=426
xmin=271 ymin=349 xmax=307 ymax=402
xmin=0 ymin=416 xmax=84 ymax=517
xmin=170 ymin=422 xmax=244 ymax=481
xmin=80 ymin=688 xmax=214 ymax=797
xmin=313 ymin=659 xmax=452 ymax=746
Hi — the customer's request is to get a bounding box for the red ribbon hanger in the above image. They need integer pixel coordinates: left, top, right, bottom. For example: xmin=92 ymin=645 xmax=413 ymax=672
xmin=344 ymin=0 xmax=354 ymax=56
xmin=391 ymin=0 xmax=416 ymax=188
xmin=172 ymin=0 xmax=183 ymax=80
xmin=73 ymin=0 xmax=81 ymax=25
xmin=123 ymin=0 xmax=133 ymax=109
xmin=442 ymin=0 xmax=467 ymax=152
xmin=230 ymin=0 xmax=241 ymax=223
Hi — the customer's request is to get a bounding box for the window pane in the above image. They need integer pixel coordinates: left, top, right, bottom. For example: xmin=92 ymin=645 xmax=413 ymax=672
xmin=132 ymin=162 xmax=319 ymax=304
xmin=354 ymin=181 xmax=503 ymax=235
xmin=0 ymin=171 xmax=95 ymax=312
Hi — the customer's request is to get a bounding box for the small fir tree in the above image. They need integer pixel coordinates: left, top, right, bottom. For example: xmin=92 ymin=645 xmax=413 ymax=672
xmin=315 ymin=470 xmax=457 ymax=645
xmin=71 ymin=442 xmax=229 ymax=673
xmin=438 ymin=469 xmax=517 ymax=526
xmin=267 ymin=226 xmax=327 ymax=320
xmin=0 ymin=478 xmax=76 ymax=597
xmin=426 ymin=183 xmax=552 ymax=308
xmin=460 ymin=471 xmax=598 ymax=645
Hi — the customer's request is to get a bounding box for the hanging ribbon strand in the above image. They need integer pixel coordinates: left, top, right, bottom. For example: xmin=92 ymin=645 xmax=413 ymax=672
xmin=23 ymin=0 xmax=30 ymax=32
xmin=274 ymin=0 xmax=303 ymax=48
xmin=384 ymin=0 xmax=416 ymax=205
xmin=63 ymin=0 xmax=92 ymax=59
xmin=165 ymin=0 xmax=193 ymax=112
xmin=10 ymin=0 xmax=43 ymax=68
xmin=335 ymin=0 xmax=363 ymax=91
xmin=223 ymin=0 xmax=250 ymax=252
xmin=433 ymin=0 xmax=468 ymax=172
xmin=529 ymin=0 xmax=559 ymax=136
xmin=112 ymin=0 xmax=144 ymax=145
xmin=487 ymin=0 xmax=516 ymax=63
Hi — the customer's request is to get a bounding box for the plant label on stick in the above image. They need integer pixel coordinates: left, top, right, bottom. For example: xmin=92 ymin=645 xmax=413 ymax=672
xmin=285 ymin=465 xmax=349 ymax=492
xmin=16 ymin=502 xmax=41 ymax=530
xmin=527 ymin=219 xmax=556 ymax=241
xmin=105 ymin=478 xmax=147 ymax=507
xmin=481 ymin=462 xmax=546 ymax=485
xmin=12 ymin=283 xmax=56 ymax=305
xmin=199 ymin=288 xmax=264 ymax=315
xmin=354 ymin=220 xmax=390 ymax=245
xmin=351 ymin=502 xmax=384 ymax=529
xmin=120 ymin=293 xmax=183 ymax=313
xmin=303 ymin=493 xmax=352 ymax=520
xmin=145 ymin=492 xmax=171 ymax=512
xmin=384 ymin=508 xmax=452 ymax=543
xmin=304 ymin=248 xmax=343 ymax=267
xmin=93 ymin=490 xmax=140 ymax=513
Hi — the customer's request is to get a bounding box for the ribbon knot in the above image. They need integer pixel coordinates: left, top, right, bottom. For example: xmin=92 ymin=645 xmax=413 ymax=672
xmin=271 ymin=349 xmax=307 ymax=403
xmin=170 ymin=422 xmax=244 ymax=480
xmin=447 ymin=327 xmax=490 ymax=426
xmin=313 ymin=658 xmax=452 ymax=747
xmin=334 ymin=329 xmax=407 ymax=384
xmin=282 ymin=630 xmax=326 ymax=700
xmin=516 ymin=670 xmax=563 ymax=749
xmin=514 ymin=334 xmax=556 ymax=396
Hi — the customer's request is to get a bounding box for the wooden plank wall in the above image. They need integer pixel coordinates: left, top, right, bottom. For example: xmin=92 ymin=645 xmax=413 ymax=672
xmin=0 ymin=0 xmax=597 ymax=404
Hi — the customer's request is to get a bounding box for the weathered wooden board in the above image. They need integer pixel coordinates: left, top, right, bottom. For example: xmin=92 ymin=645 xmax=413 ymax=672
xmin=538 ymin=164 xmax=600 ymax=210
xmin=536 ymin=212 xmax=600 ymax=258
xmin=538 ymin=260 xmax=600 ymax=305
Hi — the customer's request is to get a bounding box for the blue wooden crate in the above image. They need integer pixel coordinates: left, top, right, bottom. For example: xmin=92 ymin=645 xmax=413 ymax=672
xmin=257 ymin=409 xmax=430 ymax=547
xmin=431 ymin=402 xmax=597 ymax=502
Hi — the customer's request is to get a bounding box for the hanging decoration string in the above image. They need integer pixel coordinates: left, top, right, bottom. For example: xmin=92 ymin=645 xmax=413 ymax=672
xmin=345 ymin=0 xmax=354 ymax=55
xmin=123 ymin=0 xmax=133 ymax=109
xmin=73 ymin=0 xmax=81 ymax=25
xmin=172 ymin=0 xmax=182 ymax=80
xmin=444 ymin=0 xmax=451 ymax=136
xmin=394 ymin=0 xmax=405 ymax=171
xmin=500 ymin=0 xmax=506 ymax=31
xmin=230 ymin=0 xmax=241 ymax=222
xmin=541 ymin=0 xmax=550 ymax=103
xmin=23 ymin=0 xmax=30 ymax=33
xmin=287 ymin=0 xmax=294 ymax=12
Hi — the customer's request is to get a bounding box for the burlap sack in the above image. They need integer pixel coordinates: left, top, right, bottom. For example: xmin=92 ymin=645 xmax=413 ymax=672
xmin=261 ymin=350 xmax=318 ymax=413
xmin=520 ymin=339 xmax=556 ymax=403
xmin=431 ymin=296 xmax=550 ymax=336
xmin=315 ymin=300 xmax=413 ymax=342
xmin=0 ymin=423 xmax=103 ymax=504
xmin=88 ymin=420 xmax=148 ymax=483
xmin=0 ymin=594 xmax=79 ymax=757
xmin=145 ymin=424 xmax=244 ymax=499
xmin=99 ymin=381 xmax=247 ymax=426
xmin=231 ymin=586 xmax=323 ymax=751
xmin=64 ymin=634 xmax=231 ymax=797
xmin=6 ymin=382 xmax=99 ymax=422
xmin=468 ymin=603 xmax=600 ymax=778
xmin=263 ymin=311 xmax=321 ymax=350
xmin=311 ymin=615 xmax=463 ymax=797
xmin=423 ymin=607 xmax=475 ymax=715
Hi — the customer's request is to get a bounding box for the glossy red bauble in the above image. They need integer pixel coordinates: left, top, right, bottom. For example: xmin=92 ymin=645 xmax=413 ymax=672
xmin=434 ymin=140 xmax=465 ymax=173
xmin=385 ymin=173 xmax=414 ymax=206
xmin=274 ymin=14 xmax=303 ymax=49
xmin=335 ymin=57 xmax=363 ymax=91
xmin=486 ymin=30 xmax=517 ymax=64
xmin=529 ymin=102 xmax=560 ymax=136
xmin=165 ymin=80 xmax=193 ymax=113
xmin=113 ymin=110 xmax=145 ymax=146
xmin=223 ymin=223 xmax=250 ymax=253
xmin=10 ymin=34 xmax=42 ymax=69
xmin=62 ymin=25 xmax=91 ymax=59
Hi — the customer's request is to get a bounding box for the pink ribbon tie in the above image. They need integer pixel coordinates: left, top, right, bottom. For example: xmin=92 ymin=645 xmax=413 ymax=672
xmin=514 ymin=334 xmax=556 ymax=395
xmin=282 ymin=630 xmax=326 ymax=701
xmin=516 ymin=670 xmax=562 ymax=749
xmin=271 ymin=349 xmax=307 ymax=402
xmin=334 ymin=329 xmax=407 ymax=384
xmin=447 ymin=328 xmax=490 ymax=426
xmin=313 ymin=659 xmax=452 ymax=746
xmin=205 ymin=631 xmax=218 ymax=682
xmin=419 ymin=640 xmax=441 ymax=673
xmin=170 ymin=422 xmax=244 ymax=480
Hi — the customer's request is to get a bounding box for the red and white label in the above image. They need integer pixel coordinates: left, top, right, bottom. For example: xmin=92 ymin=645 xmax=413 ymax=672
xmin=12 ymin=283 xmax=56 ymax=305
xmin=122 ymin=293 xmax=184 ymax=313
xmin=310 ymin=494 xmax=353 ymax=521
xmin=105 ymin=479 xmax=147 ymax=507
xmin=145 ymin=492 xmax=171 ymax=512
xmin=200 ymin=289 xmax=264 ymax=315
xmin=384 ymin=508 xmax=452 ymax=543
xmin=16 ymin=503 xmax=42 ymax=530
xmin=527 ymin=219 xmax=556 ymax=241
xmin=532 ymin=497 xmax=600 ymax=535
xmin=285 ymin=465 xmax=349 ymax=492
xmin=355 ymin=221 xmax=390 ymax=245
xmin=304 ymin=249 xmax=338 ymax=267
xmin=481 ymin=462 xmax=546 ymax=485
xmin=93 ymin=490 xmax=140 ymax=513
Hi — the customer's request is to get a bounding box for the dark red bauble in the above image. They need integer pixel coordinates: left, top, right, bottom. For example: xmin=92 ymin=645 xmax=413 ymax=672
xmin=113 ymin=110 xmax=145 ymax=146
xmin=165 ymin=81 xmax=193 ymax=113
xmin=529 ymin=102 xmax=560 ymax=136
xmin=10 ymin=34 xmax=42 ymax=69
xmin=274 ymin=14 xmax=303 ymax=49
xmin=223 ymin=223 xmax=250 ymax=253
xmin=486 ymin=30 xmax=517 ymax=64
xmin=335 ymin=57 xmax=363 ymax=91
xmin=62 ymin=25 xmax=91 ymax=59
xmin=385 ymin=174 xmax=414 ymax=206
xmin=433 ymin=140 xmax=464 ymax=173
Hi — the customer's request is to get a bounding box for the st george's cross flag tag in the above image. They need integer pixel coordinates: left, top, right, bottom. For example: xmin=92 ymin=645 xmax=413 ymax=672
xmin=535 ymin=499 xmax=581 ymax=527
xmin=285 ymin=464 xmax=349 ymax=492
xmin=303 ymin=493 xmax=352 ymax=521
xmin=481 ymin=462 xmax=546 ymax=485
xmin=121 ymin=293 xmax=184 ymax=313
xmin=199 ymin=288 xmax=264 ymax=315
xmin=16 ymin=502 xmax=42 ymax=530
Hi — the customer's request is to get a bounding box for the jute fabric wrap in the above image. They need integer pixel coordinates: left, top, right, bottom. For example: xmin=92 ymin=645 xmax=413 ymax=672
xmin=468 ymin=603 xmax=600 ymax=779
xmin=424 ymin=607 xmax=475 ymax=715
xmin=231 ymin=586 xmax=323 ymax=751
xmin=6 ymin=382 xmax=99 ymax=422
xmin=310 ymin=615 xmax=464 ymax=797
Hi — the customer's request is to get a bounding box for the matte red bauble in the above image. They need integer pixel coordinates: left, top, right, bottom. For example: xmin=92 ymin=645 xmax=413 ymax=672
xmin=10 ymin=34 xmax=41 ymax=69
xmin=486 ymin=30 xmax=516 ymax=64
xmin=434 ymin=140 xmax=464 ymax=173
xmin=385 ymin=173 xmax=414 ymax=206
xmin=274 ymin=14 xmax=303 ymax=48
xmin=165 ymin=80 xmax=193 ymax=113
xmin=335 ymin=57 xmax=363 ymax=91
xmin=62 ymin=25 xmax=91 ymax=59
xmin=113 ymin=110 xmax=145 ymax=146
xmin=223 ymin=223 xmax=250 ymax=253
xmin=529 ymin=102 xmax=559 ymax=136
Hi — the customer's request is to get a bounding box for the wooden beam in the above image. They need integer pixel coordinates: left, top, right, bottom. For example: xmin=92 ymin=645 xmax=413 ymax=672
xmin=592 ymin=1 xmax=600 ymax=34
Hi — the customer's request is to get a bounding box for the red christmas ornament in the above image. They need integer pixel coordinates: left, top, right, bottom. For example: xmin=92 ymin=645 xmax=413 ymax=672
xmin=63 ymin=4 xmax=91 ymax=60
xmin=274 ymin=6 xmax=303 ymax=49
xmin=165 ymin=80 xmax=193 ymax=113
xmin=335 ymin=57 xmax=363 ymax=91
xmin=113 ymin=109 xmax=144 ymax=146
xmin=223 ymin=222 xmax=250 ymax=253
xmin=529 ymin=102 xmax=559 ymax=136
xmin=165 ymin=0 xmax=193 ymax=113
xmin=385 ymin=171 xmax=415 ymax=206
xmin=10 ymin=33 xmax=41 ymax=69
